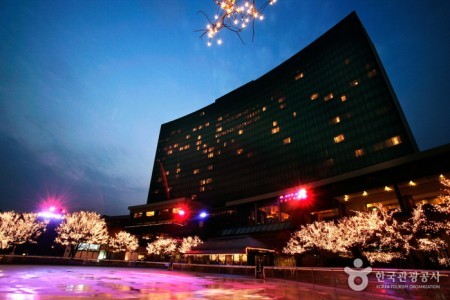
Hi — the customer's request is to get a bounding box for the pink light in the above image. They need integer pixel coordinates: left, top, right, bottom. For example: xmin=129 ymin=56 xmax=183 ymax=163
xmin=296 ymin=188 xmax=307 ymax=200
xmin=178 ymin=209 xmax=185 ymax=216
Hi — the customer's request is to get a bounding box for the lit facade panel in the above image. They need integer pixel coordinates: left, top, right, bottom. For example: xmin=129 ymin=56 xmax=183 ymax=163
xmin=147 ymin=12 xmax=417 ymax=207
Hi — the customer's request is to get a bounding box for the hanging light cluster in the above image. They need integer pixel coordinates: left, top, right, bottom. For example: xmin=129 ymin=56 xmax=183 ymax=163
xmin=199 ymin=0 xmax=277 ymax=46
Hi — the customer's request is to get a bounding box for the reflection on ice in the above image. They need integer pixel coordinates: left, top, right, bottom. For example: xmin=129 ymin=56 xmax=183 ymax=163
xmin=0 ymin=265 xmax=404 ymax=299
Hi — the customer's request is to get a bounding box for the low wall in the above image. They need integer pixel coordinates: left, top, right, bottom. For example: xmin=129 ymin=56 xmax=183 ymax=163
xmin=264 ymin=266 xmax=450 ymax=298
xmin=0 ymin=255 xmax=168 ymax=269
xmin=173 ymin=263 xmax=256 ymax=277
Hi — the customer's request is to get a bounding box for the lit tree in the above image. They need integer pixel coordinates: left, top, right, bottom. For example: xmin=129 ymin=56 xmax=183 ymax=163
xmin=0 ymin=212 xmax=46 ymax=253
xmin=109 ymin=231 xmax=139 ymax=254
xmin=146 ymin=236 xmax=178 ymax=260
xmin=198 ymin=0 xmax=277 ymax=46
xmin=283 ymin=205 xmax=407 ymax=264
xmin=179 ymin=236 xmax=203 ymax=254
xmin=283 ymin=220 xmax=348 ymax=255
xmin=55 ymin=211 xmax=109 ymax=258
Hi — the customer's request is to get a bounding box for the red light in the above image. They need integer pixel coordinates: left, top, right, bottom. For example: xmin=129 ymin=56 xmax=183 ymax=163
xmin=178 ymin=209 xmax=185 ymax=216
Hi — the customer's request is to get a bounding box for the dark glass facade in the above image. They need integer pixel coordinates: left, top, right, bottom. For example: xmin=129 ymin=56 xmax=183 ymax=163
xmin=147 ymin=12 xmax=417 ymax=208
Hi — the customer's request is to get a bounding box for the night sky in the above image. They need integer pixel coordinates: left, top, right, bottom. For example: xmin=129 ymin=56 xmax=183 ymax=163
xmin=1 ymin=0 xmax=449 ymax=216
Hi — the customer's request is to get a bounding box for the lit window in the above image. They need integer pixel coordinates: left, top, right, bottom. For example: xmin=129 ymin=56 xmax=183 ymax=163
xmin=388 ymin=136 xmax=402 ymax=146
xmin=200 ymin=186 xmax=205 ymax=192
xmin=208 ymin=153 xmax=214 ymax=158
xmin=294 ymin=72 xmax=304 ymax=80
xmin=167 ymin=150 xmax=173 ymax=155
xmin=262 ymin=106 xmax=267 ymax=111
xmin=186 ymin=135 xmax=190 ymax=139
xmin=283 ymin=137 xmax=292 ymax=144
xmin=278 ymin=97 xmax=285 ymax=103
xmin=280 ymin=103 xmax=287 ymax=109
xmin=273 ymin=121 xmax=278 ymax=127
xmin=334 ymin=134 xmax=345 ymax=143
xmin=350 ymin=79 xmax=359 ymax=87
xmin=218 ymin=116 xmax=223 ymax=121
xmin=293 ymin=112 xmax=297 ymax=117
xmin=205 ymin=122 xmax=210 ymax=127
xmin=216 ymin=127 xmax=222 ymax=132
xmin=197 ymin=135 xmax=202 ymax=140
xmin=196 ymin=141 xmax=201 ymax=146
xmin=271 ymin=127 xmax=280 ymax=134
xmin=311 ymin=93 xmax=319 ymax=100
xmin=238 ymin=129 xmax=243 ymax=135
xmin=237 ymin=148 xmax=244 ymax=155
xmin=193 ymin=169 xmax=200 ymax=174
xmin=331 ymin=116 xmax=341 ymax=124
xmin=367 ymin=69 xmax=377 ymax=78
xmin=176 ymin=168 xmax=181 ymax=174
xmin=146 ymin=211 xmax=155 ymax=217
xmin=355 ymin=148 xmax=365 ymax=157
xmin=207 ymin=165 xmax=214 ymax=171
xmin=133 ymin=212 xmax=143 ymax=219
xmin=324 ymin=93 xmax=334 ymax=101
xmin=341 ymin=95 xmax=347 ymax=102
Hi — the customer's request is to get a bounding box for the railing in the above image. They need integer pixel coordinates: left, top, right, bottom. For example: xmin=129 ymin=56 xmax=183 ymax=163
xmin=173 ymin=263 xmax=256 ymax=277
xmin=263 ymin=266 xmax=450 ymax=298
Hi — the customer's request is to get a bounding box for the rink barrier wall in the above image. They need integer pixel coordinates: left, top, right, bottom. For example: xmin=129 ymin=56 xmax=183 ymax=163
xmin=263 ymin=266 xmax=450 ymax=298
xmin=172 ymin=263 xmax=256 ymax=277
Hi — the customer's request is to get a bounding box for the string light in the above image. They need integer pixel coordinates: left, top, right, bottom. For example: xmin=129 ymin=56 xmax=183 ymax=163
xmin=197 ymin=0 xmax=277 ymax=46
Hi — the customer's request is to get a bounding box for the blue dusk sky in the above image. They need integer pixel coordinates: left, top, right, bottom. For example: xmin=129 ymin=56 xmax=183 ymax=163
xmin=0 ymin=1 xmax=449 ymax=215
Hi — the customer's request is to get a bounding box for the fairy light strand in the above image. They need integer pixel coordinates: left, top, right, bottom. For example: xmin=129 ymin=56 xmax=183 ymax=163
xmin=198 ymin=0 xmax=277 ymax=46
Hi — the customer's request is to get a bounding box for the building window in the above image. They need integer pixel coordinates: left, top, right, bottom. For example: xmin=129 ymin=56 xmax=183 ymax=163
xmin=208 ymin=153 xmax=214 ymax=158
xmin=311 ymin=93 xmax=319 ymax=100
xmin=283 ymin=137 xmax=292 ymax=144
xmin=294 ymin=72 xmax=304 ymax=80
xmin=133 ymin=212 xmax=143 ymax=219
xmin=176 ymin=168 xmax=181 ymax=174
xmin=197 ymin=135 xmax=202 ymax=140
xmin=331 ymin=116 xmax=341 ymax=124
xmin=355 ymin=148 xmax=365 ymax=157
xmin=193 ymin=169 xmax=200 ymax=174
xmin=271 ymin=127 xmax=280 ymax=134
xmin=334 ymin=134 xmax=345 ymax=143
xmin=324 ymin=93 xmax=334 ymax=101
xmin=262 ymin=106 xmax=267 ymax=111
xmin=273 ymin=121 xmax=278 ymax=127
xmin=216 ymin=127 xmax=222 ymax=132
xmin=238 ymin=129 xmax=244 ymax=135
xmin=207 ymin=165 xmax=214 ymax=171
xmin=186 ymin=135 xmax=190 ymax=139
xmin=293 ymin=112 xmax=297 ymax=117
xmin=350 ymin=79 xmax=359 ymax=87
xmin=367 ymin=69 xmax=377 ymax=78
xmin=146 ymin=211 xmax=155 ymax=217
xmin=278 ymin=97 xmax=285 ymax=103
xmin=387 ymin=136 xmax=402 ymax=147
xmin=237 ymin=148 xmax=244 ymax=155
xmin=341 ymin=95 xmax=347 ymax=102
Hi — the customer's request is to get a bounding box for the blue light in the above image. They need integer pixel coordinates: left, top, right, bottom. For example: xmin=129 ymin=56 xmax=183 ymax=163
xmin=199 ymin=211 xmax=208 ymax=219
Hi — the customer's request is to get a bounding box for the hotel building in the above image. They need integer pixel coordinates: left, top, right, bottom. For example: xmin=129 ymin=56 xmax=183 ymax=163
xmin=128 ymin=12 xmax=449 ymax=261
